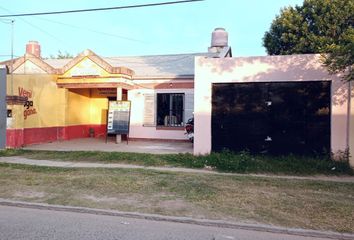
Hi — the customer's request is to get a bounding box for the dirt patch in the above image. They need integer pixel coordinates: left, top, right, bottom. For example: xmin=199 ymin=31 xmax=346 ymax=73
xmin=13 ymin=191 xmax=46 ymax=199
xmin=81 ymin=194 xmax=118 ymax=203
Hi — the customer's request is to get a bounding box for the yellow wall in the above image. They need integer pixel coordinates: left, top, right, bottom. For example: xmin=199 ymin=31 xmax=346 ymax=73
xmin=6 ymin=74 xmax=66 ymax=129
xmin=7 ymin=73 xmax=114 ymax=130
xmin=66 ymin=88 xmax=110 ymax=126
xmin=66 ymin=89 xmax=91 ymax=125
xmin=89 ymin=89 xmax=109 ymax=125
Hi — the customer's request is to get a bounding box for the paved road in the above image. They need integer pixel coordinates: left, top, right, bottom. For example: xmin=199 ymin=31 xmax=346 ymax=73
xmin=0 ymin=205 xmax=332 ymax=240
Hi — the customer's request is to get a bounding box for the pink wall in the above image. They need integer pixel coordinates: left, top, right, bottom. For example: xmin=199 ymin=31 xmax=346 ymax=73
xmin=128 ymin=88 xmax=191 ymax=141
xmin=194 ymin=54 xmax=354 ymax=167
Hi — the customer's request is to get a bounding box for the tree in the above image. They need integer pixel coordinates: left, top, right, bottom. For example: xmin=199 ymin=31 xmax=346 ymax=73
xmin=50 ymin=50 xmax=73 ymax=59
xmin=263 ymin=0 xmax=354 ymax=81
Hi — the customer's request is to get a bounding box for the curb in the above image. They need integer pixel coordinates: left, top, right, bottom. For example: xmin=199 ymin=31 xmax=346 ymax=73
xmin=0 ymin=199 xmax=353 ymax=240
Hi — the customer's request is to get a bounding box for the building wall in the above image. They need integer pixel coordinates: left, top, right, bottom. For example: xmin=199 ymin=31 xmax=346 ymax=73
xmin=5 ymin=73 xmax=194 ymax=146
xmin=349 ymin=82 xmax=354 ymax=167
xmin=6 ymin=74 xmax=66 ymax=147
xmin=5 ymin=75 xmax=112 ymax=147
xmin=194 ymin=54 xmax=354 ymax=167
xmin=14 ymin=60 xmax=47 ymax=74
xmin=63 ymin=88 xmax=110 ymax=139
xmin=128 ymin=88 xmax=193 ymax=140
xmin=4 ymin=53 xmax=193 ymax=147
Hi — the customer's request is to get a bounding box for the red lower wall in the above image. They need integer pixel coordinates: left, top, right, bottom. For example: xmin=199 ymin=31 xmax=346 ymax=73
xmin=6 ymin=124 xmax=107 ymax=148
xmin=6 ymin=129 xmax=24 ymax=148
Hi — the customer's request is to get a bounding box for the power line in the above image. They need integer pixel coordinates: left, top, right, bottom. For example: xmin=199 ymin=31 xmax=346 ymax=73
xmin=0 ymin=6 xmax=74 ymax=50
xmin=0 ymin=0 xmax=204 ymax=18
xmin=0 ymin=55 xmax=20 ymax=57
xmin=34 ymin=16 xmax=147 ymax=44
xmin=0 ymin=5 xmax=145 ymax=51
xmin=21 ymin=17 xmax=70 ymax=46
xmin=0 ymin=19 xmax=13 ymax=24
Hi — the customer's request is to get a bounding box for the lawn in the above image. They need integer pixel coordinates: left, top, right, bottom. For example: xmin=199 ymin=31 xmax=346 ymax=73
xmin=0 ymin=149 xmax=352 ymax=175
xmin=0 ymin=163 xmax=353 ymax=233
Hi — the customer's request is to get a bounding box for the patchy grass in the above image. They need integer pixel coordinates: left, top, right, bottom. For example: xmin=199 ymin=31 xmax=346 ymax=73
xmin=0 ymin=163 xmax=353 ymax=233
xmin=0 ymin=149 xmax=352 ymax=175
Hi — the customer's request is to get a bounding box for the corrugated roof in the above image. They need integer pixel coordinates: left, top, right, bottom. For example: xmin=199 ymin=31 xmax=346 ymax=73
xmin=44 ymin=58 xmax=70 ymax=69
xmin=43 ymin=52 xmax=218 ymax=77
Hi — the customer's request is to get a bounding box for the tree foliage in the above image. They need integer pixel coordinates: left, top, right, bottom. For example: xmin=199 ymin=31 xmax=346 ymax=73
xmin=263 ymin=0 xmax=354 ymax=81
xmin=50 ymin=50 xmax=73 ymax=59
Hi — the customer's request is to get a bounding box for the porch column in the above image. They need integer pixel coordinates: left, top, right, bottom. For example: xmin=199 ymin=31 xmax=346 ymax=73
xmin=116 ymin=87 xmax=122 ymax=144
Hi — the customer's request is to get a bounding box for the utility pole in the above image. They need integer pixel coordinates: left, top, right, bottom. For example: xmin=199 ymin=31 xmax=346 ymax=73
xmin=10 ymin=19 xmax=14 ymax=95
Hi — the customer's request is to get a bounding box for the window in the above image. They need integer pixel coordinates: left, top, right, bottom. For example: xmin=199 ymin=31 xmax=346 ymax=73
xmin=7 ymin=109 xmax=12 ymax=118
xmin=157 ymin=93 xmax=184 ymax=126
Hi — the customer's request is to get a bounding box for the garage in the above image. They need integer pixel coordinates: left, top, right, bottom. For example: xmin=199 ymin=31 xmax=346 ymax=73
xmin=212 ymin=81 xmax=331 ymax=155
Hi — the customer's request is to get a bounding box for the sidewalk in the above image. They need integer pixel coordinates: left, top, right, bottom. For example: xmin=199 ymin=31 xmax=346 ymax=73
xmin=1 ymin=156 xmax=354 ymax=183
xmin=23 ymin=138 xmax=193 ymax=154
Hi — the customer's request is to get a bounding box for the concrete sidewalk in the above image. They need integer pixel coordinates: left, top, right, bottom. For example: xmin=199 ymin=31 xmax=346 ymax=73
xmin=1 ymin=156 xmax=354 ymax=183
xmin=23 ymin=138 xmax=193 ymax=154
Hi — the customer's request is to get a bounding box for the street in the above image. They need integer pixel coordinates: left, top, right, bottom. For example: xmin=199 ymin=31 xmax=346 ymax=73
xmin=0 ymin=205 xmax=331 ymax=240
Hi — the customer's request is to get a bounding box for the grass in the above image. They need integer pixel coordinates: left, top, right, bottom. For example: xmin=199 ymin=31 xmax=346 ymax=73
xmin=0 ymin=163 xmax=353 ymax=233
xmin=0 ymin=149 xmax=353 ymax=175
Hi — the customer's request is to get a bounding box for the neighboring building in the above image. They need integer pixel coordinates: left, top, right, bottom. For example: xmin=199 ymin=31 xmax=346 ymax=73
xmin=1 ymin=28 xmax=353 ymax=168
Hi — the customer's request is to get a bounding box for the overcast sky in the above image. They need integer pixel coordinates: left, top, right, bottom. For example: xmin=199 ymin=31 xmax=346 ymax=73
xmin=0 ymin=0 xmax=303 ymax=61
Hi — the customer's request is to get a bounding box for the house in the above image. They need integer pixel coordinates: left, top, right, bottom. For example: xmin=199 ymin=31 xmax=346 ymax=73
xmin=1 ymin=28 xmax=353 ymax=167
xmin=2 ymin=28 xmax=231 ymax=148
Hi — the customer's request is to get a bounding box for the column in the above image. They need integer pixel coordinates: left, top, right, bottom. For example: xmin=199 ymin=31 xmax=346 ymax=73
xmin=116 ymin=87 xmax=122 ymax=144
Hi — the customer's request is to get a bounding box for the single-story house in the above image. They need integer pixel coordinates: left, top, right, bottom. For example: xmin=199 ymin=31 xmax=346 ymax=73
xmin=1 ymin=28 xmax=353 ymax=167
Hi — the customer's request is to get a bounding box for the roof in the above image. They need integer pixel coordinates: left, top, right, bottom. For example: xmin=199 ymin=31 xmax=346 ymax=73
xmin=43 ymin=52 xmax=219 ymax=78
xmin=0 ymin=46 xmax=231 ymax=78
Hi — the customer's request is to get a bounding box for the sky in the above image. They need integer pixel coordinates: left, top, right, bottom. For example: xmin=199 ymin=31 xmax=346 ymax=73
xmin=0 ymin=0 xmax=304 ymax=61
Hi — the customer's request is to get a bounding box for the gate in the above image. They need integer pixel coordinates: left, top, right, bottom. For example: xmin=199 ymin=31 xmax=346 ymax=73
xmin=211 ymin=81 xmax=331 ymax=155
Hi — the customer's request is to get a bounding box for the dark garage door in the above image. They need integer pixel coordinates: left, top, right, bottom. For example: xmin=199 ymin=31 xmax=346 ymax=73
xmin=212 ymin=81 xmax=331 ymax=155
